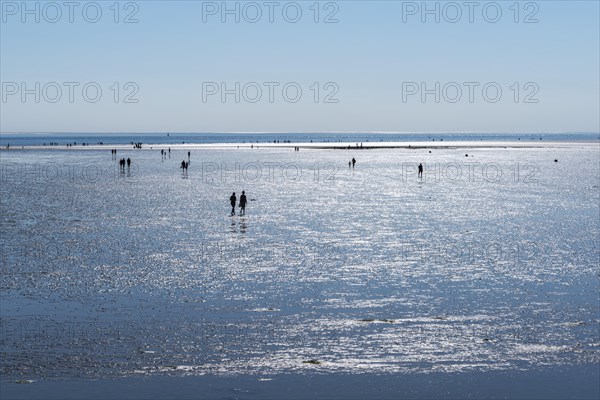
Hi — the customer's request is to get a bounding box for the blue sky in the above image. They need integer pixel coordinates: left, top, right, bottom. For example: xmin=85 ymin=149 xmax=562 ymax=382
xmin=1 ymin=0 xmax=599 ymax=133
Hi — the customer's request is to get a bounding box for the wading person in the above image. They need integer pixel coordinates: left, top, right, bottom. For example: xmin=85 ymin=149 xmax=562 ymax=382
xmin=239 ymin=191 xmax=247 ymax=215
xmin=230 ymin=192 xmax=236 ymax=215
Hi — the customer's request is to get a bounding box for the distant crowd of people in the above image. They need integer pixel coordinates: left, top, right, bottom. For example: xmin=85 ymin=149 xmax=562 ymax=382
xmin=346 ymin=143 xmax=364 ymax=149
xmin=105 ymin=146 xmax=433 ymax=217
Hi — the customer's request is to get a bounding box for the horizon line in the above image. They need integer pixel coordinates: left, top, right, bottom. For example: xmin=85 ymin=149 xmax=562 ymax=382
xmin=2 ymin=131 xmax=599 ymax=135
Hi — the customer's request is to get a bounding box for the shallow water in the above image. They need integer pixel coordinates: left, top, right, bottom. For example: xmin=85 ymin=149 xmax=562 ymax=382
xmin=1 ymin=144 xmax=599 ymax=385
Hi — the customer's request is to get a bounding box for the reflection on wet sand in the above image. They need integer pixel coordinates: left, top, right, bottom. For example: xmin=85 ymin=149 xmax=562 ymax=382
xmin=0 ymin=145 xmax=598 ymax=383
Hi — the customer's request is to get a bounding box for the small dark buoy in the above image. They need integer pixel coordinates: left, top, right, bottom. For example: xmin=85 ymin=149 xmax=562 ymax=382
xmin=554 ymin=159 xmax=558 ymax=162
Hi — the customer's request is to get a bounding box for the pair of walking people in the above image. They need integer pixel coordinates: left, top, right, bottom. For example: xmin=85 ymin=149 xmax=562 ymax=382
xmin=230 ymin=191 xmax=247 ymax=215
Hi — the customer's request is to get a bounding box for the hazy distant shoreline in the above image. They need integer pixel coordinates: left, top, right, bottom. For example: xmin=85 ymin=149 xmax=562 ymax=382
xmin=1 ymin=132 xmax=598 ymax=149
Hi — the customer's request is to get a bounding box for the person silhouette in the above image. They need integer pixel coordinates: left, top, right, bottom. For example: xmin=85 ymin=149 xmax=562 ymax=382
xmin=239 ymin=191 xmax=247 ymax=215
xmin=352 ymin=157 xmax=356 ymax=168
xmin=418 ymin=163 xmax=423 ymax=178
xmin=230 ymin=192 xmax=237 ymax=215
xmin=127 ymin=158 xmax=131 ymax=168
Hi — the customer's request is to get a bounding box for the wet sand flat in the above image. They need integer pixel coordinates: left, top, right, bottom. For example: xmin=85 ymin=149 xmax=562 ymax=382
xmin=1 ymin=142 xmax=599 ymax=398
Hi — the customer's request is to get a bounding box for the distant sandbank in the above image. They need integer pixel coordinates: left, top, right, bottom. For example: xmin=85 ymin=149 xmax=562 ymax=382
xmin=1 ymin=140 xmax=597 ymax=151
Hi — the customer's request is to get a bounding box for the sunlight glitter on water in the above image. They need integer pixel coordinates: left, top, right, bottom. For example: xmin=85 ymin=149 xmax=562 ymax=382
xmin=0 ymin=144 xmax=598 ymax=380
